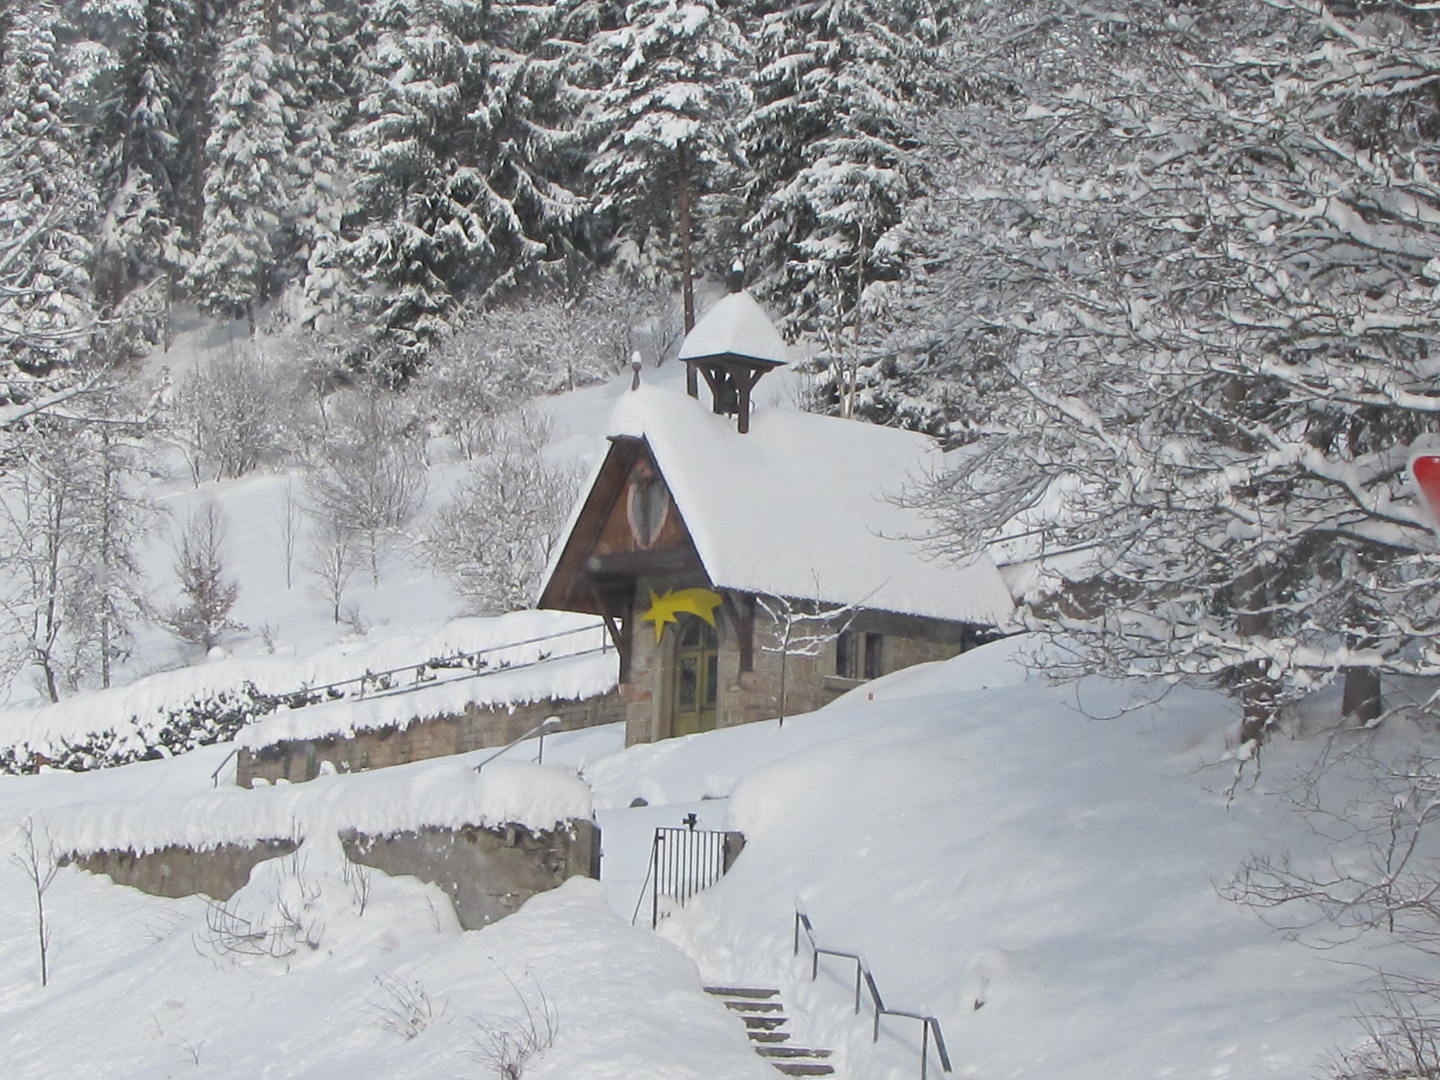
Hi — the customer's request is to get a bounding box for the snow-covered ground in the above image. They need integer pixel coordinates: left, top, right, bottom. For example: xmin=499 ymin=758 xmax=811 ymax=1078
xmin=0 ymin=318 xmax=1411 ymax=1076
xmin=0 ymin=634 xmax=1412 ymax=1078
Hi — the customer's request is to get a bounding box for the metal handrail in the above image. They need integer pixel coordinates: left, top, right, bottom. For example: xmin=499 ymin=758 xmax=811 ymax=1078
xmin=474 ymin=715 xmax=562 ymax=772
xmin=277 ymin=622 xmax=606 ymax=707
xmin=210 ymin=747 xmax=239 ymax=787
xmin=794 ymin=907 xmax=953 ymax=1079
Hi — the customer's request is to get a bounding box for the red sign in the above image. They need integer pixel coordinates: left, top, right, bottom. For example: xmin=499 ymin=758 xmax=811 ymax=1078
xmin=1411 ymin=452 xmax=1440 ymax=527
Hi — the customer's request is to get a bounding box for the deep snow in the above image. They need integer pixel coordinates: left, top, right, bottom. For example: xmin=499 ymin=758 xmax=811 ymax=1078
xmin=0 ymin=636 xmax=1415 ymax=1078
xmin=0 ymin=324 xmax=1415 ymax=1078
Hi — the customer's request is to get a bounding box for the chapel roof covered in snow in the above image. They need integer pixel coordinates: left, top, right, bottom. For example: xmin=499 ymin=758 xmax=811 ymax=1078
xmin=540 ymin=384 xmax=1015 ymax=627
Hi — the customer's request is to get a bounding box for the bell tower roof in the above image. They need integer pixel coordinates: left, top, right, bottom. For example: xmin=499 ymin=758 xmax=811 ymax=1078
xmin=678 ymin=290 xmax=787 ymax=369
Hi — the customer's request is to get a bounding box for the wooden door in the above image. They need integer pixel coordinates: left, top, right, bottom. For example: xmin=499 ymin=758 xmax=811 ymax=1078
xmin=672 ymin=616 xmax=719 ymax=736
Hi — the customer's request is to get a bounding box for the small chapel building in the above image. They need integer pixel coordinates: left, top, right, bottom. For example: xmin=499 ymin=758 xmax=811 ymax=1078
xmin=538 ymin=289 xmax=1016 ymax=746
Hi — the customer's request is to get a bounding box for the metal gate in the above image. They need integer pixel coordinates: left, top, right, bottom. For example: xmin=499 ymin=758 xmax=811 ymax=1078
xmin=639 ymin=819 xmax=745 ymax=928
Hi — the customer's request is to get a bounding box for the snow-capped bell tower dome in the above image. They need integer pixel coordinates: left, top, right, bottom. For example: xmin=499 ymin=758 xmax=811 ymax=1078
xmin=677 ymin=286 xmax=787 ymax=434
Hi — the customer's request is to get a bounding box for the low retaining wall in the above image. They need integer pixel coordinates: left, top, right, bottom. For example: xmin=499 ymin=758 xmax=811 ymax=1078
xmin=67 ymin=820 xmax=601 ymax=930
xmin=237 ymin=691 xmax=625 ymax=787
xmin=65 ymin=838 xmax=299 ymax=901
xmin=340 ymin=819 xmax=601 ymax=930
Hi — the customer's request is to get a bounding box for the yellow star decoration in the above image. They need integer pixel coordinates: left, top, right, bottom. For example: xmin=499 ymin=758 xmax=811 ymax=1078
xmin=640 ymin=588 xmax=724 ymax=642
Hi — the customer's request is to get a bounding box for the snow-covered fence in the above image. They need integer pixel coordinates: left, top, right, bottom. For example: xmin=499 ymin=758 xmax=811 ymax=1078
xmin=794 ymin=907 xmax=953 ymax=1079
xmin=267 ymin=622 xmax=608 ymax=710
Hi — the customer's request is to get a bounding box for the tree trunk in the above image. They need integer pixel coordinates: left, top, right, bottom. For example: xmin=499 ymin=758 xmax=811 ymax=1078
xmin=677 ymin=140 xmax=697 ymax=398
xmin=1233 ymin=562 xmax=1275 ymax=746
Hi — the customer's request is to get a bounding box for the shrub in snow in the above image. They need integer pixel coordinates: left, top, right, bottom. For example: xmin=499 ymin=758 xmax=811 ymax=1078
xmin=468 ymin=968 xmax=557 ymax=1080
xmin=425 ymin=411 xmax=579 ymax=615
xmin=200 ymin=852 xmax=325 ymax=960
xmin=161 ymin=502 xmax=245 ymax=653
xmin=368 ymin=974 xmax=442 ymax=1041
xmin=168 ymin=347 xmax=286 ymax=483
xmin=0 ymin=682 xmax=282 ymax=775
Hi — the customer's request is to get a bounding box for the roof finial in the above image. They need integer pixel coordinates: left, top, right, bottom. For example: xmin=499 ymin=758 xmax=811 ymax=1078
xmin=727 ymin=257 xmax=745 ymax=294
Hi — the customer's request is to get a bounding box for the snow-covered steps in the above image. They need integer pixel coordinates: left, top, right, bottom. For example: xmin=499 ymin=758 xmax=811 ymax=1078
xmin=704 ymin=986 xmax=835 ymax=1077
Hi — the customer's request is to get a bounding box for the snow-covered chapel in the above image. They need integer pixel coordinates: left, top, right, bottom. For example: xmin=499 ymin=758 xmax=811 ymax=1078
xmin=539 ymin=288 xmax=1015 ymax=745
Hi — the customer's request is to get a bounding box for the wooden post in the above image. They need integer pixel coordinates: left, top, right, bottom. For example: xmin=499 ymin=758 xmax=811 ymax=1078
xmin=736 ymin=368 xmax=763 ymax=435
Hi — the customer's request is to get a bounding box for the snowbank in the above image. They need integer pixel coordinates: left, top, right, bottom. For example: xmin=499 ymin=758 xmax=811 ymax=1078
xmin=0 ymin=610 xmax=614 ymax=764
xmin=39 ymin=758 xmax=593 ymax=857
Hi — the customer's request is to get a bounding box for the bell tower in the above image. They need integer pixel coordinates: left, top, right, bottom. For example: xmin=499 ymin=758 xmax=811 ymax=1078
xmin=678 ymin=282 xmax=787 ymax=434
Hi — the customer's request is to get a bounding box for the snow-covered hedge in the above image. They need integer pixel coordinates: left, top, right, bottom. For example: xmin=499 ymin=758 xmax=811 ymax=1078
xmin=0 ymin=683 xmax=281 ymax=775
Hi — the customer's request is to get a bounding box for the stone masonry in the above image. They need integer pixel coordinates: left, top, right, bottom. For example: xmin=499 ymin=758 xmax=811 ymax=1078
xmin=237 ymin=689 xmax=627 ymax=786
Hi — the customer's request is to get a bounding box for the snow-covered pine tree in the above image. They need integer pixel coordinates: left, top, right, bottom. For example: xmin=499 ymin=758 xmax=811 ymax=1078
xmin=460 ymin=0 xmax=599 ymax=300
xmin=345 ymin=0 xmax=492 ymax=363
xmin=346 ymin=0 xmax=594 ymax=369
xmin=273 ymin=0 xmax=361 ymax=326
xmin=0 ymin=1 xmax=95 ymax=375
xmin=586 ymin=0 xmax=750 ymax=297
xmin=897 ymin=0 xmax=1440 ymax=741
xmin=89 ymin=0 xmax=191 ymax=314
xmin=741 ymin=0 xmax=948 ymax=342
xmin=186 ymin=0 xmax=292 ymax=330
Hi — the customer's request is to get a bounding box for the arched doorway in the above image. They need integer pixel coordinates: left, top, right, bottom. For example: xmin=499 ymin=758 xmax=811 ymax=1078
xmin=672 ymin=615 xmax=719 ymax=735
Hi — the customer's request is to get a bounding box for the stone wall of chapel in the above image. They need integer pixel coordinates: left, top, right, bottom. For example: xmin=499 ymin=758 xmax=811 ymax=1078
xmin=620 ymin=585 xmax=971 ymax=746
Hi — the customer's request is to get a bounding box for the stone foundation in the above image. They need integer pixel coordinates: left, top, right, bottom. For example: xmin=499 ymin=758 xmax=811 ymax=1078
xmin=66 ymin=838 xmax=299 ymax=901
xmin=66 ymin=819 xmax=601 ymax=930
xmin=340 ymin=819 xmax=601 ymax=929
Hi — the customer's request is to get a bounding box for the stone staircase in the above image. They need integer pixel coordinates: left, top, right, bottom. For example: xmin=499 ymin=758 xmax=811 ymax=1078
xmin=704 ymin=985 xmax=835 ymax=1077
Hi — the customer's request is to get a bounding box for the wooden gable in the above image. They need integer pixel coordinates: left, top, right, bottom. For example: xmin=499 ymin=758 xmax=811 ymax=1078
xmin=538 ymin=436 xmax=705 ymax=618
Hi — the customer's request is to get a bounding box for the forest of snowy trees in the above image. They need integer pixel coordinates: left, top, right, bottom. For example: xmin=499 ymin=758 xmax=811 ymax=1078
xmin=7 ymin=2 xmax=1440 ymax=1065
xmin=0 ymin=0 xmax=942 ymax=370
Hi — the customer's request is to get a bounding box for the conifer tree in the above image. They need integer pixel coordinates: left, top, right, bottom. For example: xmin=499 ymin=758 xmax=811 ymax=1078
xmin=742 ymin=0 xmax=949 ymax=337
xmin=274 ymin=0 xmax=361 ymax=326
xmin=0 ymin=2 xmax=94 ymax=373
xmin=346 ymin=0 xmax=596 ymax=365
xmin=586 ymin=0 xmax=750 ymax=281
xmin=187 ymin=0 xmax=292 ymax=330
xmin=90 ymin=0 xmax=193 ymax=313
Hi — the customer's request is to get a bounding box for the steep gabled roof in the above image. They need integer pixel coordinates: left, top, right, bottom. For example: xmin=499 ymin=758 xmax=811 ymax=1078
xmin=544 ymin=385 xmax=1014 ymax=626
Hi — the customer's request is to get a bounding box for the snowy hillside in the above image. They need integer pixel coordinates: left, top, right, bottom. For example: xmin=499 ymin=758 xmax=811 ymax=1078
xmin=0 ymin=632 xmax=1412 ymax=1078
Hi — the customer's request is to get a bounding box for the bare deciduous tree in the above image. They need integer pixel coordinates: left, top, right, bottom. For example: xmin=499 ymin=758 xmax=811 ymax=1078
xmin=425 ymin=411 xmax=577 ymax=614
xmin=11 ymin=816 xmax=57 ymax=986
xmin=305 ymin=383 xmax=426 ymax=586
xmin=756 ymin=592 xmax=860 ymax=724
xmin=305 ymin=516 xmax=359 ymax=624
xmin=276 ymin=478 xmax=302 ymax=589
xmin=0 ymin=414 xmax=155 ymax=699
